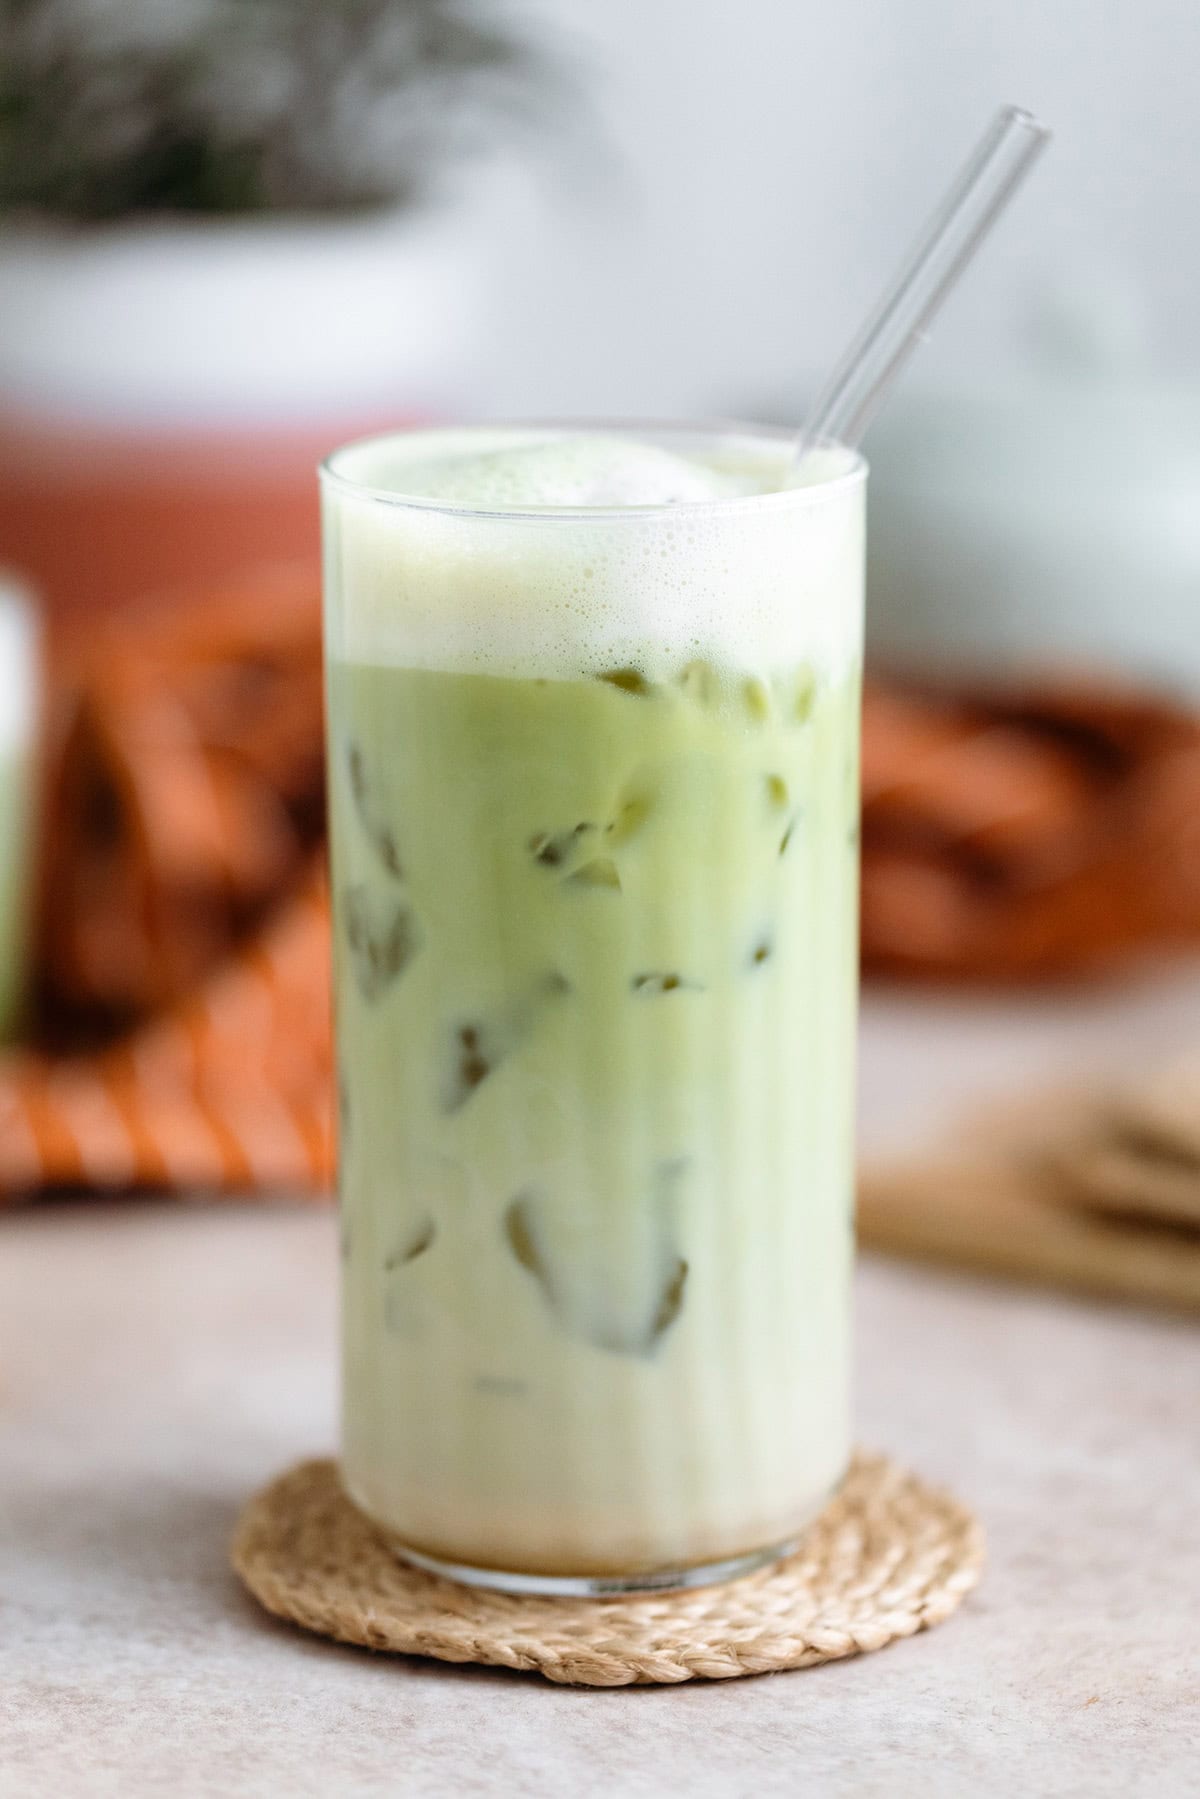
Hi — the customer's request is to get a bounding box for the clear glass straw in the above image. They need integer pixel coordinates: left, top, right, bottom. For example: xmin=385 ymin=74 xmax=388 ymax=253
xmin=798 ymin=105 xmax=1050 ymax=458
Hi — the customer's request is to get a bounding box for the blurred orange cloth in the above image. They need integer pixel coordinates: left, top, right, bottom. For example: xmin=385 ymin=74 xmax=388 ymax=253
xmin=860 ymin=676 xmax=1200 ymax=980
xmin=2 ymin=567 xmax=334 ymax=1200
xmin=2 ymin=567 xmax=1199 ymax=1203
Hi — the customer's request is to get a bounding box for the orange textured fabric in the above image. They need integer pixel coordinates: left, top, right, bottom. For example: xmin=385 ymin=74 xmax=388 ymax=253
xmin=0 ymin=869 xmax=332 ymax=1194
xmin=860 ymin=675 xmax=1200 ymax=979
xmin=38 ymin=564 xmax=326 ymax=1027
xmin=4 ymin=567 xmax=333 ymax=1200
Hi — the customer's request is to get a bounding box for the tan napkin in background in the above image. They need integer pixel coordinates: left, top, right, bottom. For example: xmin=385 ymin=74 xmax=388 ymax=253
xmin=860 ymin=1059 xmax=1200 ymax=1311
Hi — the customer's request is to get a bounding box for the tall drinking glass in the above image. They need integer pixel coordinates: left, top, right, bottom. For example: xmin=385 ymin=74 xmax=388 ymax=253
xmin=321 ymin=423 xmax=865 ymax=1593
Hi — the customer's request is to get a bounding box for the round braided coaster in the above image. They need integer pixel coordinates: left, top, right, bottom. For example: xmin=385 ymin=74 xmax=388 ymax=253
xmin=231 ymin=1453 xmax=984 ymax=1686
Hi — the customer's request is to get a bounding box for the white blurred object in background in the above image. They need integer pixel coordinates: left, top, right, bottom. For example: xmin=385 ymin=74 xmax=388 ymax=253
xmin=0 ymin=209 xmax=485 ymax=428
xmin=865 ymin=273 xmax=1200 ymax=699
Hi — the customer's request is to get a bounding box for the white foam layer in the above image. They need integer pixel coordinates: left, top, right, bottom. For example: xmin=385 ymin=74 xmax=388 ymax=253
xmin=0 ymin=572 xmax=38 ymax=753
xmin=323 ymin=429 xmax=864 ymax=681
xmin=387 ymin=434 xmax=756 ymax=509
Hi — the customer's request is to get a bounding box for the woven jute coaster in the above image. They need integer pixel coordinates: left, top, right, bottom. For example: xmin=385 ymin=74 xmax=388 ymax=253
xmin=231 ymin=1453 xmax=983 ymax=1686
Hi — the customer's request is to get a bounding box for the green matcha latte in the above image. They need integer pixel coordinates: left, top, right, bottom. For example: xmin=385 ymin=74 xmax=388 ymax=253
xmin=321 ymin=426 xmax=865 ymax=1591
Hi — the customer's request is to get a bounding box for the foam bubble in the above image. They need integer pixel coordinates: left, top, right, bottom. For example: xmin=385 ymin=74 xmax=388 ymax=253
xmin=322 ymin=428 xmax=864 ymax=681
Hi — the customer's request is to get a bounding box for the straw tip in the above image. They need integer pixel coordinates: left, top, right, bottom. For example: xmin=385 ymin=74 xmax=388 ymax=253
xmin=1001 ymin=103 xmax=1052 ymax=139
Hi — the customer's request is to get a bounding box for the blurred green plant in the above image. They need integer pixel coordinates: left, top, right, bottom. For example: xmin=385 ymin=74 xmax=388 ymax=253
xmin=0 ymin=0 xmax=565 ymax=219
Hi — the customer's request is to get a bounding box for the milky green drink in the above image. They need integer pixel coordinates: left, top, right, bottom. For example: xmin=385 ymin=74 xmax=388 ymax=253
xmin=322 ymin=426 xmax=865 ymax=1591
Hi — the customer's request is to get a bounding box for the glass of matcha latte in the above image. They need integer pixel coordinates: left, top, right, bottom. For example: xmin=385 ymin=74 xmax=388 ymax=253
xmin=321 ymin=422 xmax=865 ymax=1593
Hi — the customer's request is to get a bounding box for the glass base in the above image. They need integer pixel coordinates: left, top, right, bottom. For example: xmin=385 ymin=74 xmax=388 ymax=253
xmin=389 ymin=1534 xmax=800 ymax=1597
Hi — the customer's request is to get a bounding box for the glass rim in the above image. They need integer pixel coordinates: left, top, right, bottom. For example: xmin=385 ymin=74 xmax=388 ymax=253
xmin=318 ymin=418 xmax=867 ymax=523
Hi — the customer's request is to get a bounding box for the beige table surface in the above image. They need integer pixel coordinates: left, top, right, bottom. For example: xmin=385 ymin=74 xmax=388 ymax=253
xmin=3 ymin=972 xmax=1199 ymax=1798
